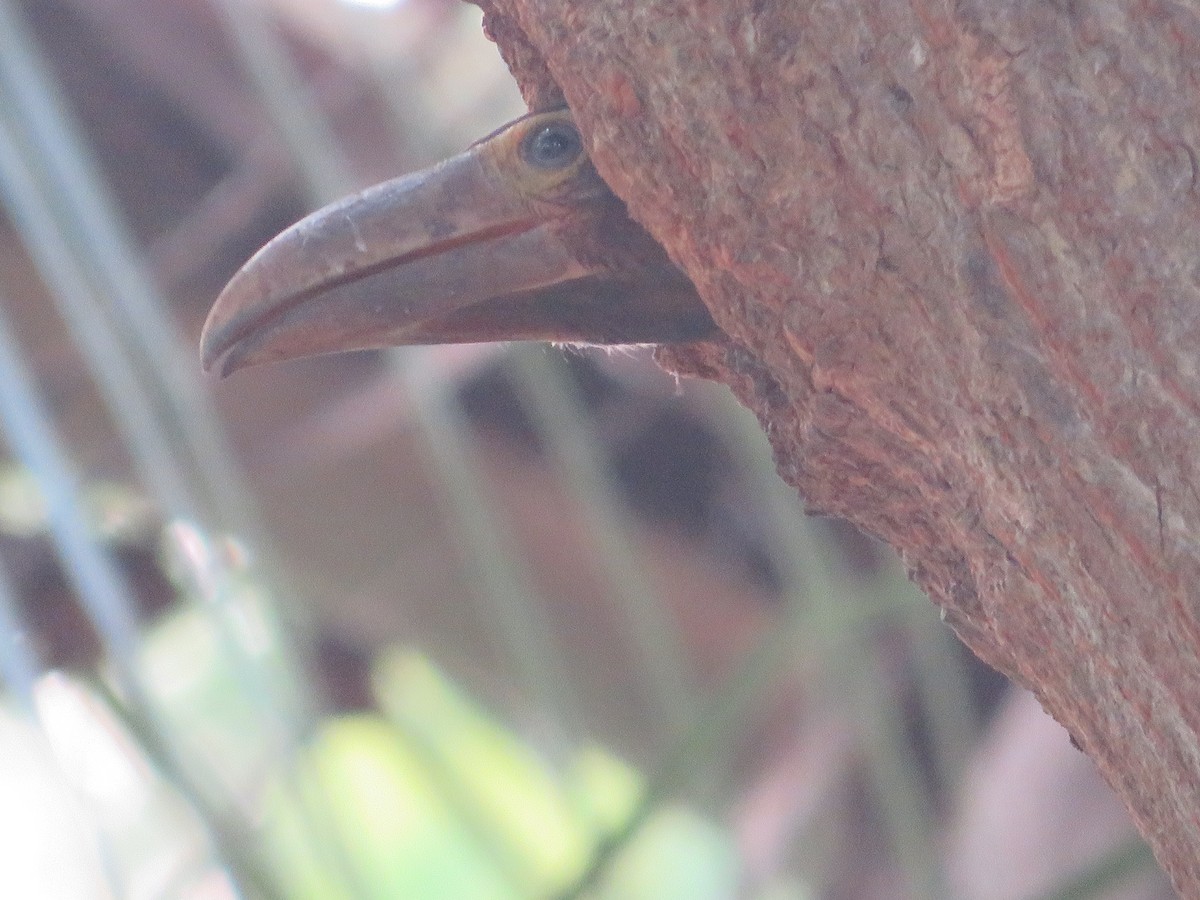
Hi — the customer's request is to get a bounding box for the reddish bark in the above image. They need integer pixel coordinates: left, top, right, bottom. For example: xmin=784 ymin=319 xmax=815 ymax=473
xmin=477 ymin=0 xmax=1200 ymax=891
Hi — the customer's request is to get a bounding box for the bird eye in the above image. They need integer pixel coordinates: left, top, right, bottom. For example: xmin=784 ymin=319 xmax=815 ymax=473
xmin=521 ymin=120 xmax=583 ymax=170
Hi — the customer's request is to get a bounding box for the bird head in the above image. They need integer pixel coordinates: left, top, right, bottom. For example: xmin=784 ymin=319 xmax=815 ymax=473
xmin=201 ymin=109 xmax=717 ymax=377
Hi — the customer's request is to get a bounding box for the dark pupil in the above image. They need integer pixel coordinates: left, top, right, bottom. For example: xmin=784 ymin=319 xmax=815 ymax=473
xmin=525 ymin=123 xmax=581 ymax=169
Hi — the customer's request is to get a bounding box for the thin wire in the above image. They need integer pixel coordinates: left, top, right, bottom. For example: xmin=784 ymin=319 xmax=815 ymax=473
xmin=208 ymin=0 xmax=356 ymax=205
xmin=0 ymin=282 xmax=284 ymax=897
xmin=0 ymin=553 xmax=40 ymax=712
xmin=0 ymin=0 xmax=262 ymax=538
xmin=506 ymin=347 xmax=695 ymax=739
xmin=722 ymin=393 xmax=946 ymax=899
xmin=0 ymin=104 xmax=199 ymax=521
xmin=0 ymin=50 xmax=314 ymax=759
xmin=0 ymin=288 xmax=142 ymax=676
xmin=0 ymin=0 xmax=315 ymax=740
xmin=400 ymin=351 xmax=584 ymax=747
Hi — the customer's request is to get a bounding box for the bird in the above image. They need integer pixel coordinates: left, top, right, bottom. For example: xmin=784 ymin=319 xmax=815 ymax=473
xmin=200 ymin=108 xmax=719 ymax=377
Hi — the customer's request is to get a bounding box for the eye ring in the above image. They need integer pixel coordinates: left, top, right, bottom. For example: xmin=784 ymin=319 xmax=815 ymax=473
xmin=520 ymin=120 xmax=584 ymax=170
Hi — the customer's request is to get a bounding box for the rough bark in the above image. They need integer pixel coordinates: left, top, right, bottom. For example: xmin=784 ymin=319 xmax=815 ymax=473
xmin=475 ymin=0 xmax=1200 ymax=891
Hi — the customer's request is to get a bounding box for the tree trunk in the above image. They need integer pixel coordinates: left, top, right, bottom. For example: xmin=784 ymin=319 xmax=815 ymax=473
xmin=476 ymin=0 xmax=1200 ymax=891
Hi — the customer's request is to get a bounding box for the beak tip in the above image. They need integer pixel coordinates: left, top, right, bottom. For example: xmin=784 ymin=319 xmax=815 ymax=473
xmin=199 ymin=353 xmax=227 ymax=379
xmin=199 ymin=316 xmax=238 ymax=379
xmin=200 ymin=343 xmax=243 ymax=380
xmin=198 ymin=343 xmax=218 ymax=377
xmin=200 ymin=275 xmax=258 ymax=377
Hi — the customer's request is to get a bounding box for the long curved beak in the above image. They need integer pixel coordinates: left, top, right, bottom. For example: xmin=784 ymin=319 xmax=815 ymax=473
xmin=201 ymin=115 xmax=716 ymax=377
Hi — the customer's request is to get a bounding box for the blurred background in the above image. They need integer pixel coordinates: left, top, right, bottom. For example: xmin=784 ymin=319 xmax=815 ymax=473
xmin=0 ymin=0 xmax=1171 ymax=897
